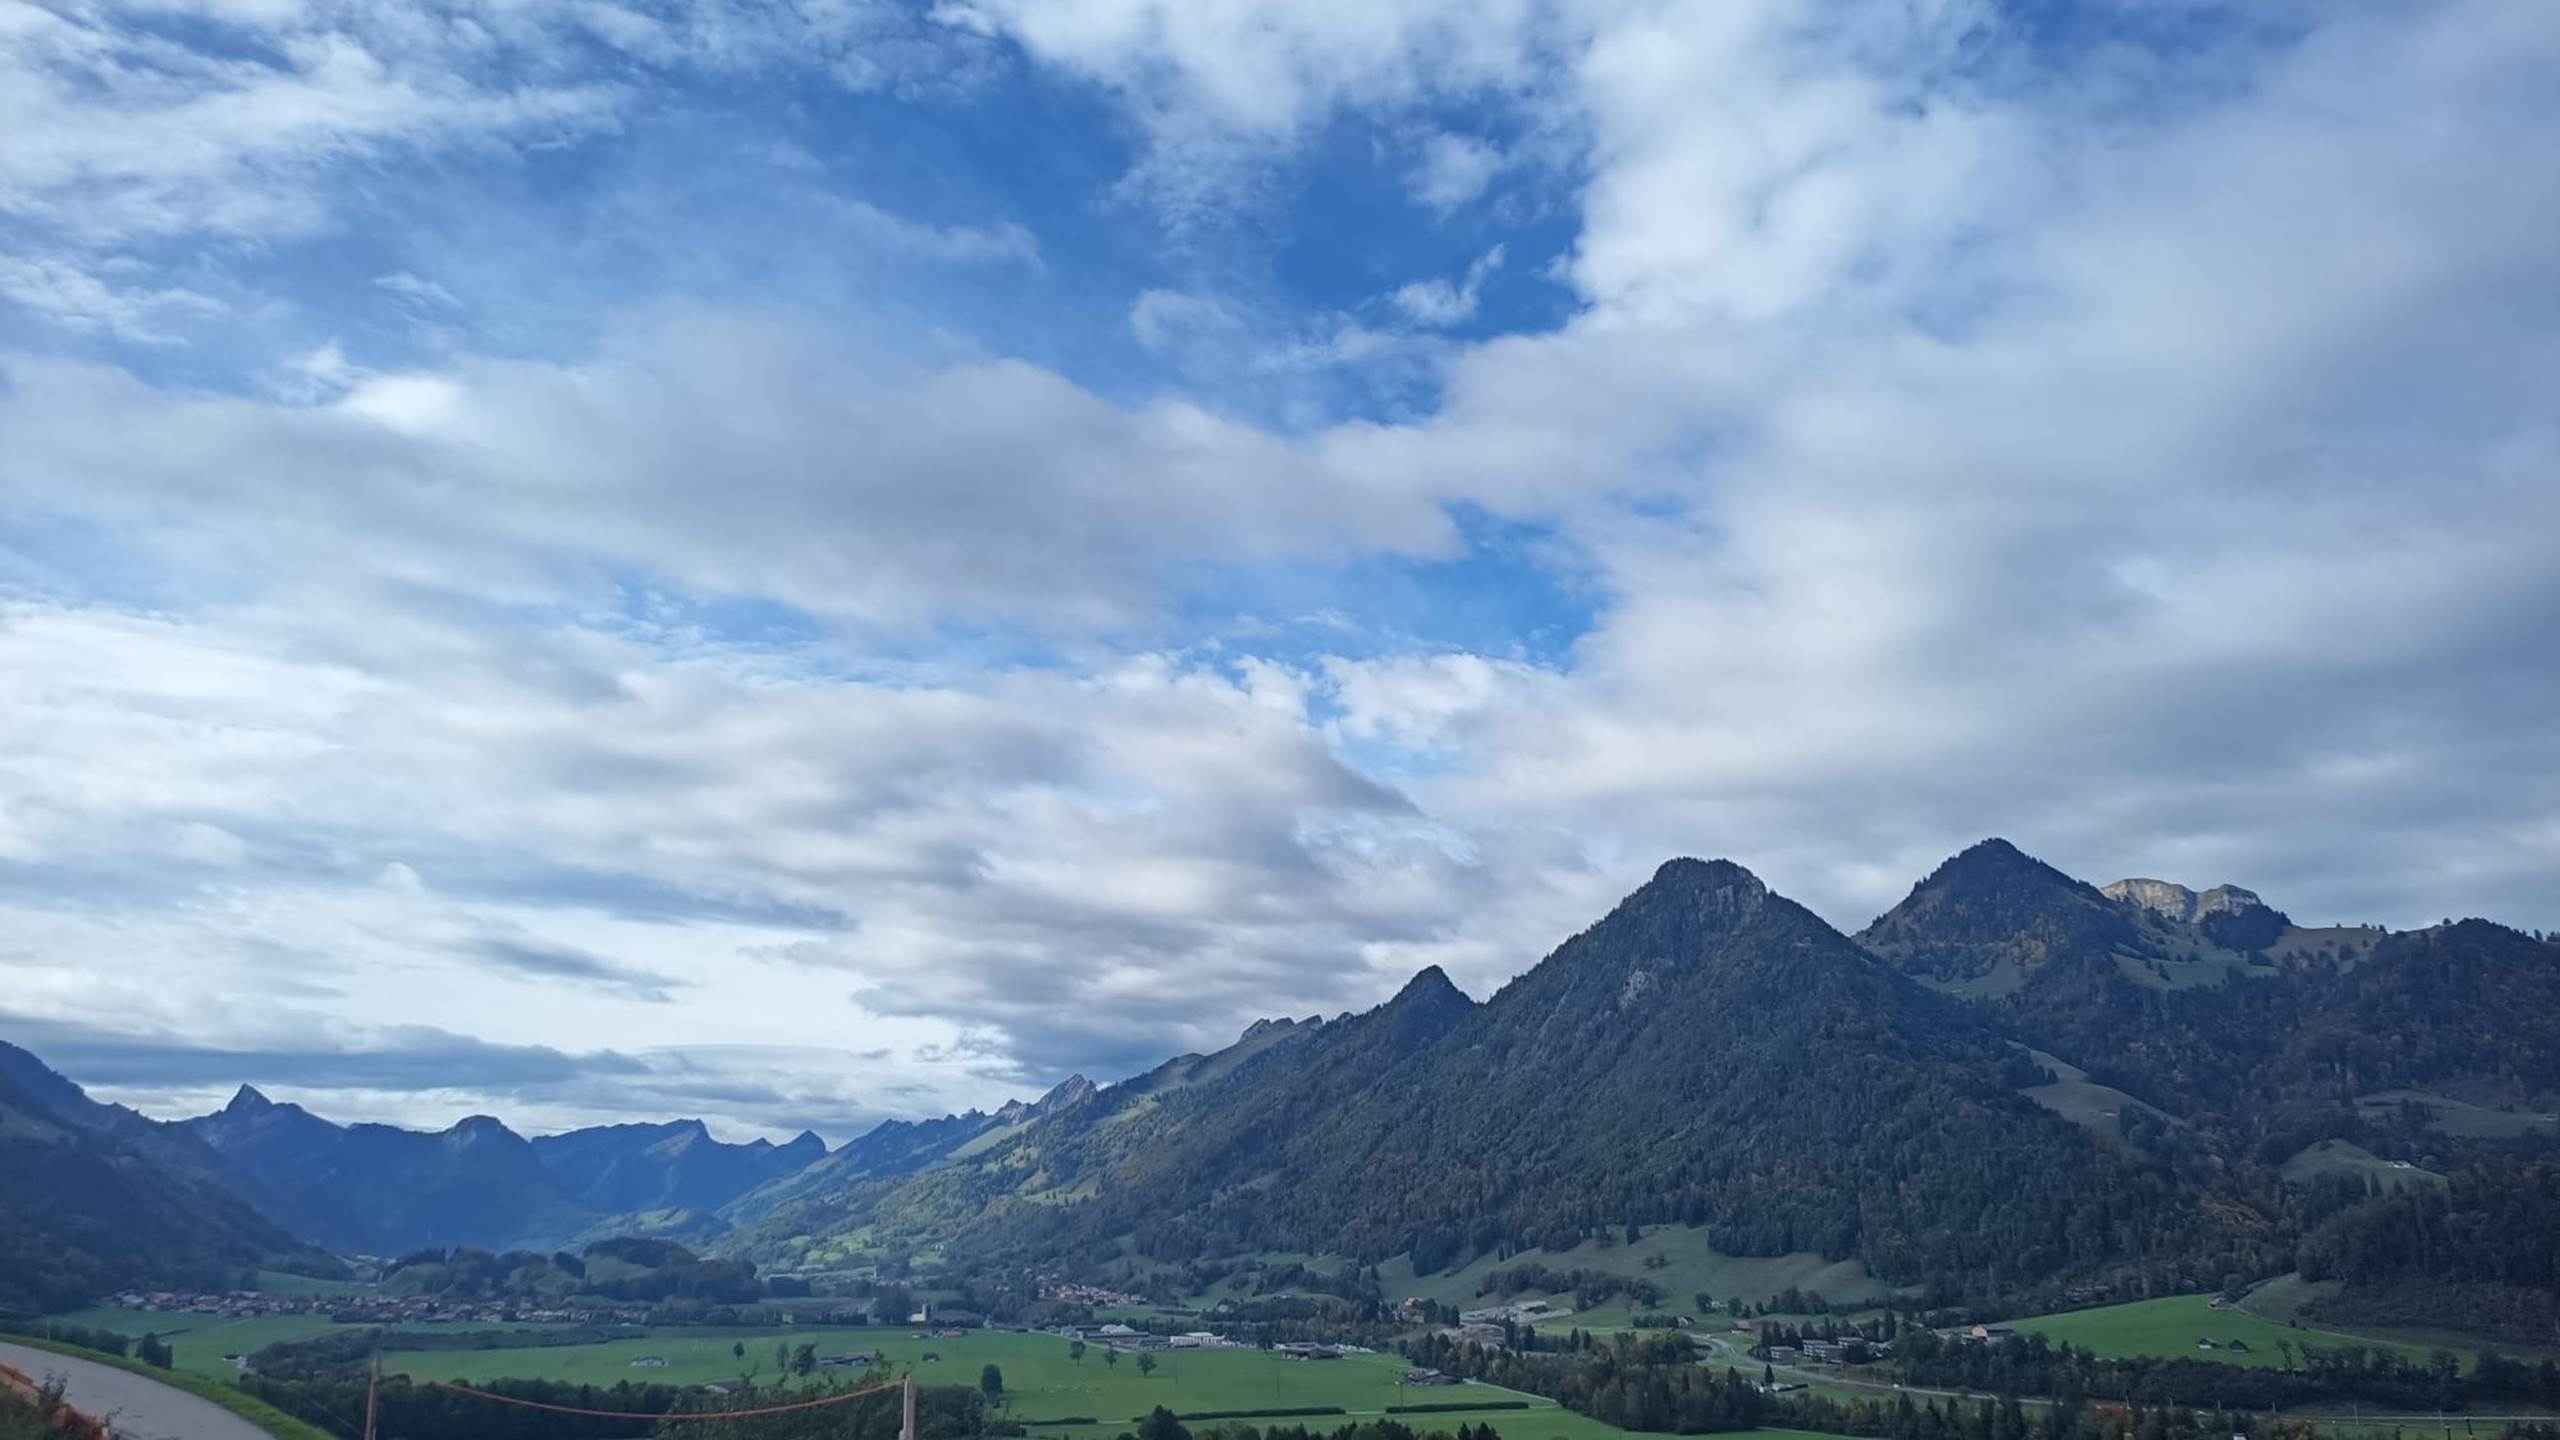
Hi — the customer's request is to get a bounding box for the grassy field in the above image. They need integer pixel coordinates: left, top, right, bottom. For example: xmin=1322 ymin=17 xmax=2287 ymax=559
xmin=2355 ymin=1090 xmax=2559 ymax=1141
xmin=41 ymin=1306 xmax=593 ymax=1385
xmin=254 ymin=1271 xmax=359 ymax=1297
xmin=1377 ymin=1225 xmax=1899 ymax=1330
xmin=2278 ymin=1141 xmax=2445 ymax=1192
xmin=38 ymin=1308 xmax=343 ymax=1383
xmin=2018 ymin=1051 xmax=2170 ymax=1133
xmin=2005 ymin=1294 xmax=2448 ymax=1370
xmin=383 ymin=1325 xmax=1629 ymax=1437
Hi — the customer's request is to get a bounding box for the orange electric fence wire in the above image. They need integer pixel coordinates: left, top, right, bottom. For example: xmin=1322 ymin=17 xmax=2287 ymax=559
xmin=421 ymin=1375 xmax=908 ymax=1422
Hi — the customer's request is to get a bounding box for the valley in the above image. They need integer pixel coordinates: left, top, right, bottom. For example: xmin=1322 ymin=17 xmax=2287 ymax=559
xmin=6 ymin=840 xmax=2557 ymax=1440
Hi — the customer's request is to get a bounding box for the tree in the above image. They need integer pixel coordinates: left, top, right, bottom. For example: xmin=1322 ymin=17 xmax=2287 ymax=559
xmin=981 ymin=1363 xmax=1005 ymax=1402
xmin=733 ymin=1341 xmax=747 ymax=1360
xmin=1137 ymin=1352 xmax=1158 ymax=1378
xmin=793 ymin=1343 xmax=817 ymax=1378
xmin=136 ymin=1333 xmax=172 ymax=1369
xmin=1070 ymin=1340 xmax=1087 ymax=1365
xmin=1105 ymin=1348 xmax=1120 ymax=1369
xmin=1136 ymin=1406 xmax=1191 ymax=1440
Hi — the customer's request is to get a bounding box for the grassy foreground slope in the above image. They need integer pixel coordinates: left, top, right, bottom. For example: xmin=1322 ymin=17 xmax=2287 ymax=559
xmin=0 ymin=1333 xmax=332 ymax=1440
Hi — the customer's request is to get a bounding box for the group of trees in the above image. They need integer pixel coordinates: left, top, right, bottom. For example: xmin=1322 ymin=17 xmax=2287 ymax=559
xmin=1402 ymin=1330 xmax=1767 ymax=1432
xmin=2293 ymin=1163 xmax=2560 ymax=1345
xmin=1118 ymin=1413 xmax=1502 ymax=1440
xmin=1894 ymin=1328 xmax=2560 ymax=1414
xmin=1474 ymin=1263 xmax=1663 ymax=1312
xmin=233 ymin=1369 xmax=992 ymax=1440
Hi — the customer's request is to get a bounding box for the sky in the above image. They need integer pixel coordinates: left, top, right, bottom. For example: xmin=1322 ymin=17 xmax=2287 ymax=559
xmin=3 ymin=0 xmax=2556 ymax=1145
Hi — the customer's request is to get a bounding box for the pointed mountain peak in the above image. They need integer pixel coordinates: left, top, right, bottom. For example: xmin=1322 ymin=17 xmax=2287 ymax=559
xmin=1861 ymin=838 xmax=2130 ymax=983
xmin=1944 ymin=837 xmax=2044 ymax=875
xmin=1908 ymin=837 xmax=2097 ymax=897
xmin=1392 ymin=964 xmax=1470 ymax=1008
xmin=781 ymin=1129 xmax=825 ymax=1154
xmin=1035 ymin=1074 xmax=1096 ymax=1112
xmin=1619 ymin=857 xmax=1773 ymax=936
xmin=225 ymin=1083 xmax=274 ymax=1115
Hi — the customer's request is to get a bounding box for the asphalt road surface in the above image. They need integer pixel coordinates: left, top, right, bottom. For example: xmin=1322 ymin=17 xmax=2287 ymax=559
xmin=0 ymin=1341 xmax=274 ymax=1440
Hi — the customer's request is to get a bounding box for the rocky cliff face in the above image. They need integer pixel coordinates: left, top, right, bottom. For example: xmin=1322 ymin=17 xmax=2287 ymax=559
xmin=2103 ymin=877 xmax=2266 ymax=922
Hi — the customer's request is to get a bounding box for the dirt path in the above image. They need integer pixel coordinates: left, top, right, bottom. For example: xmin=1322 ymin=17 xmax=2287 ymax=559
xmin=0 ymin=1342 xmax=275 ymax=1440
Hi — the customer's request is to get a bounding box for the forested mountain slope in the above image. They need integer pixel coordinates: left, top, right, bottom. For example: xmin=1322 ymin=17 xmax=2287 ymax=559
xmin=0 ymin=1053 xmax=327 ymax=1310
xmin=737 ymin=859 xmax=2270 ymax=1305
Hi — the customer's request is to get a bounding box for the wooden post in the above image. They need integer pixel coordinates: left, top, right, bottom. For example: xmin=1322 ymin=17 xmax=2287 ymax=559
xmin=362 ymin=1357 xmax=379 ymax=1440
xmin=901 ymin=1374 xmax=918 ymax=1440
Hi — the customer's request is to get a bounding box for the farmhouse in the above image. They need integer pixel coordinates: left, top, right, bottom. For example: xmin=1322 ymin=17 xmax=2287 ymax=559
xmin=630 ymin=1357 xmax=668 ymax=1369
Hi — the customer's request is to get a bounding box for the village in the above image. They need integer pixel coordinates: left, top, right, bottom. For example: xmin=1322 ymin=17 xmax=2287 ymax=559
xmin=101 ymin=1288 xmax=621 ymax=1328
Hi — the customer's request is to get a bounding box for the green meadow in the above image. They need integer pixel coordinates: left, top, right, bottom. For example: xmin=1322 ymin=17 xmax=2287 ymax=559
xmin=38 ymin=1307 xmax=343 ymax=1382
xmin=38 ymin=1305 xmax=593 ymax=1385
xmin=2004 ymin=1295 xmax=2446 ymax=1370
xmin=383 ymin=1325 xmax=1631 ymax=1437
xmin=1374 ymin=1225 xmax=1900 ymax=1334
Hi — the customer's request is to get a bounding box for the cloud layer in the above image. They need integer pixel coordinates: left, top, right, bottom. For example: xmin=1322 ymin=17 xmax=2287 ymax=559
xmin=3 ymin=0 xmax=2555 ymax=1137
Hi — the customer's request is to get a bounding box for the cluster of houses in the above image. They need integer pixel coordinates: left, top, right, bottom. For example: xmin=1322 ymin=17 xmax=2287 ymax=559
xmin=105 ymin=1289 xmax=607 ymax=1328
xmin=1047 ymin=1322 xmax=1251 ymax=1352
xmin=1761 ymin=1338 xmax=1874 ymax=1367
xmin=1040 ymin=1281 xmax=1154 ymax=1309
xmin=110 ymin=1290 xmax=321 ymax=1320
xmin=1457 ymin=1300 xmax=1561 ymax=1326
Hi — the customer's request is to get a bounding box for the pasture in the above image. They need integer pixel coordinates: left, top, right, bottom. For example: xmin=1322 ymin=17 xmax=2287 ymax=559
xmin=2004 ymin=1295 xmax=2447 ymax=1370
xmin=39 ymin=1307 xmax=340 ymax=1383
xmin=382 ymin=1326 xmax=1620 ymax=1438
xmin=1376 ymin=1225 xmax=1900 ymax=1332
xmin=2278 ymin=1140 xmax=2445 ymax=1192
xmin=2355 ymin=1090 xmax=2559 ymax=1141
xmin=40 ymin=1306 xmax=595 ymax=1385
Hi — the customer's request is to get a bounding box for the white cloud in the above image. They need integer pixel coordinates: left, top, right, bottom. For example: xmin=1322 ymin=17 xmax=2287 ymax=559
xmin=1391 ymin=244 xmax=1506 ymax=326
xmin=374 ymin=271 xmax=460 ymax=309
xmin=0 ymin=315 xmax=1462 ymax=632
xmin=1407 ymin=131 xmax=1506 ymax=213
xmin=936 ymin=0 xmax=1558 ymax=218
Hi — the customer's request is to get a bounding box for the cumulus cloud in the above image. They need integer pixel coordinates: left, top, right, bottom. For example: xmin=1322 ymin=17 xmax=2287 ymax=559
xmin=4 ymin=0 xmax=2556 ymax=1135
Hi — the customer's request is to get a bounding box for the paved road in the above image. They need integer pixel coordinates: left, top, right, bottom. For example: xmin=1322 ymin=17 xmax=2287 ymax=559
xmin=0 ymin=1342 xmax=274 ymax=1440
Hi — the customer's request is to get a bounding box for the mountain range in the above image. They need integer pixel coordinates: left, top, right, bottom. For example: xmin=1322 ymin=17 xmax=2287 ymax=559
xmin=6 ymin=837 xmax=2555 ymax=1332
